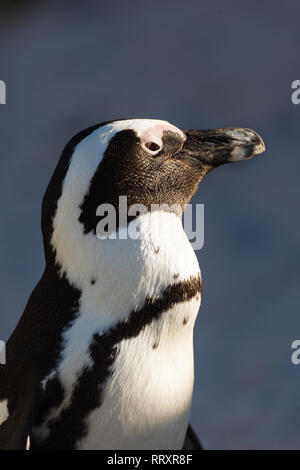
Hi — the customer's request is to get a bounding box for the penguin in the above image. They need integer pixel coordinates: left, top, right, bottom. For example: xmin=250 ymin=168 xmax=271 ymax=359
xmin=0 ymin=119 xmax=265 ymax=450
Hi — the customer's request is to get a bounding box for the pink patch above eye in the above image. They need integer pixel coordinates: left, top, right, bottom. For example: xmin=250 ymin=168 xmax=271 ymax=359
xmin=140 ymin=123 xmax=184 ymax=152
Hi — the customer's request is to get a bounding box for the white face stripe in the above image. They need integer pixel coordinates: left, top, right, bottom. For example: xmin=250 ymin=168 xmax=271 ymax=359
xmin=101 ymin=119 xmax=185 ymax=144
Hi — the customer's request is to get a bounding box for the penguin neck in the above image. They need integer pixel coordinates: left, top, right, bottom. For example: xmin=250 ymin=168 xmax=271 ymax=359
xmin=49 ymin=209 xmax=200 ymax=328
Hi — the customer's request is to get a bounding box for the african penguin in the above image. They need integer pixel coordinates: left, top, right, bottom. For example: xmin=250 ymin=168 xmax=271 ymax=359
xmin=0 ymin=119 xmax=265 ymax=450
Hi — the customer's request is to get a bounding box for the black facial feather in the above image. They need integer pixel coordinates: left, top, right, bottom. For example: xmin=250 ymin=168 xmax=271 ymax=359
xmin=79 ymin=129 xmax=209 ymax=235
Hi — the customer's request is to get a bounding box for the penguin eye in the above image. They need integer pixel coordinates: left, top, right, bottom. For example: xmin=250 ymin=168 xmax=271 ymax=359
xmin=145 ymin=142 xmax=160 ymax=151
xmin=143 ymin=141 xmax=162 ymax=155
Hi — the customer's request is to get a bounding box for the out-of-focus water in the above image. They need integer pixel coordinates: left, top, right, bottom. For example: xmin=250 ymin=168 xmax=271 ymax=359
xmin=0 ymin=0 xmax=299 ymax=449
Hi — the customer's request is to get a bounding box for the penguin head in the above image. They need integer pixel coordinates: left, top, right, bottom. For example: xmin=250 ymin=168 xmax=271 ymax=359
xmin=42 ymin=119 xmax=264 ymax=265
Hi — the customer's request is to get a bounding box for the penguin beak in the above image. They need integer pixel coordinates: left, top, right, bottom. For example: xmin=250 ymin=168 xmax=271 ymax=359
xmin=177 ymin=127 xmax=265 ymax=167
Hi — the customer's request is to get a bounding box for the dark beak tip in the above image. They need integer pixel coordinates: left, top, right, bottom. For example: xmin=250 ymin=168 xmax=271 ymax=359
xmin=227 ymin=128 xmax=265 ymax=162
xmin=181 ymin=126 xmax=265 ymax=166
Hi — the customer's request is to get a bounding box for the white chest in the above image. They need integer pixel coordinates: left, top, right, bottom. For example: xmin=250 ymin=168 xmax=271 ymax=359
xmin=34 ymin=211 xmax=201 ymax=449
xmin=77 ymin=296 xmax=200 ymax=450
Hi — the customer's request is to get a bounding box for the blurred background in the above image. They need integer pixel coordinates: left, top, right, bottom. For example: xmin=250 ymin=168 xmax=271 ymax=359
xmin=0 ymin=0 xmax=299 ymax=450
